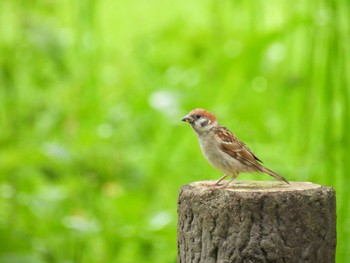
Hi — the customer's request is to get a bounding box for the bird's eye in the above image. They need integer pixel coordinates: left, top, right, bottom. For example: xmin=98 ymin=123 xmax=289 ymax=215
xmin=194 ymin=114 xmax=201 ymax=119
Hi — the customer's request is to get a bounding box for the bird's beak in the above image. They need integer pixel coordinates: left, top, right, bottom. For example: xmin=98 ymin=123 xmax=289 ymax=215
xmin=181 ymin=115 xmax=194 ymax=123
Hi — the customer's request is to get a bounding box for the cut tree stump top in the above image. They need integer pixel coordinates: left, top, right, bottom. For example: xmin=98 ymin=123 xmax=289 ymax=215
xmin=186 ymin=180 xmax=322 ymax=193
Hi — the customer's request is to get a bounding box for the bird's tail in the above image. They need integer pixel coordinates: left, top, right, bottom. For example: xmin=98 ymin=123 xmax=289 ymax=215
xmin=261 ymin=166 xmax=289 ymax=184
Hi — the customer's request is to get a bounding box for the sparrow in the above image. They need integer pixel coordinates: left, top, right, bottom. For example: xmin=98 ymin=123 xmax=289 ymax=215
xmin=181 ymin=108 xmax=289 ymax=186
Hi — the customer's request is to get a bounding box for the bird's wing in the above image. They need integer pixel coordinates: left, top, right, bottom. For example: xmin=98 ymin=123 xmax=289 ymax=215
xmin=215 ymin=127 xmax=263 ymax=170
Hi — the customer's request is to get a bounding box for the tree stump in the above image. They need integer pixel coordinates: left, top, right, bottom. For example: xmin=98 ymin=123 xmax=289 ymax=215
xmin=177 ymin=181 xmax=336 ymax=263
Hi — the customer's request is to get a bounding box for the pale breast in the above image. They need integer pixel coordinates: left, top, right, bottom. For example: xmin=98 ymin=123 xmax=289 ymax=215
xmin=197 ymin=133 xmax=243 ymax=174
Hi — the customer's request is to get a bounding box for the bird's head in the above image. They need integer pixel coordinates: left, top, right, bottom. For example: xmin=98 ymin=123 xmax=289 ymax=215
xmin=181 ymin=108 xmax=217 ymax=134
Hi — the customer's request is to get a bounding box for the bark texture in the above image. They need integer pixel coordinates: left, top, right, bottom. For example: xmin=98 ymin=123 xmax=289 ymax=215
xmin=177 ymin=181 xmax=336 ymax=263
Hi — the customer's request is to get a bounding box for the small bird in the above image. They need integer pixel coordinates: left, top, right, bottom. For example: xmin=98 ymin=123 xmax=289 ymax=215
xmin=182 ymin=108 xmax=289 ymax=186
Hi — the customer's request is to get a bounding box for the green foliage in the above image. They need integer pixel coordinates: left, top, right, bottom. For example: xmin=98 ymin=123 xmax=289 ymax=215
xmin=0 ymin=0 xmax=349 ymax=262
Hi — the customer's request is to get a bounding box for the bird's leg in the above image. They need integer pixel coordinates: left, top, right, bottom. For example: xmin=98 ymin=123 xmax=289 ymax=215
xmin=221 ymin=172 xmax=239 ymax=187
xmin=214 ymin=174 xmax=228 ymax=185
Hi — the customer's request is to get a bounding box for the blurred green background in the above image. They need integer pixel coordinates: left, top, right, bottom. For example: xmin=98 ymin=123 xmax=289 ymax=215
xmin=0 ymin=0 xmax=349 ymax=262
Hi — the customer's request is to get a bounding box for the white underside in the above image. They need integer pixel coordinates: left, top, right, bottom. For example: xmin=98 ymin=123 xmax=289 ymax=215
xmin=197 ymin=132 xmax=256 ymax=175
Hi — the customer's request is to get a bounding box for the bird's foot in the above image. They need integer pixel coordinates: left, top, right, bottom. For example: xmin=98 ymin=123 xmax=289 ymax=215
xmin=211 ymin=181 xmax=233 ymax=189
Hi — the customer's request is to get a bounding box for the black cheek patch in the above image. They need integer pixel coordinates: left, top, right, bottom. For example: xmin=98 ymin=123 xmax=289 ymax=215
xmin=200 ymin=120 xmax=209 ymax=127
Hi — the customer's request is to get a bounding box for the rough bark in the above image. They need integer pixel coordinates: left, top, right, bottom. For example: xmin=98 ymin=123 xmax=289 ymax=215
xmin=177 ymin=181 xmax=336 ymax=263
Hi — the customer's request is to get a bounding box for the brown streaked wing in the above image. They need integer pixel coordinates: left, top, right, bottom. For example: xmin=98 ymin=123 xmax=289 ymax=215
xmin=215 ymin=127 xmax=263 ymax=170
xmin=217 ymin=127 xmax=263 ymax=163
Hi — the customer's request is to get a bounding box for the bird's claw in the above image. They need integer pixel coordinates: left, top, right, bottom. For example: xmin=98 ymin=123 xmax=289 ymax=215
xmin=211 ymin=182 xmax=233 ymax=189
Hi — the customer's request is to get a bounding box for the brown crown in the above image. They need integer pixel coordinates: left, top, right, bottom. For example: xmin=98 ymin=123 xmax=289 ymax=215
xmin=188 ymin=108 xmax=217 ymax=123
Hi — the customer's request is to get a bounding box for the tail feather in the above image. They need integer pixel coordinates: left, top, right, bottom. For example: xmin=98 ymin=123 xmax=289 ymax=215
xmin=261 ymin=166 xmax=289 ymax=184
